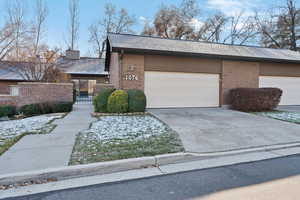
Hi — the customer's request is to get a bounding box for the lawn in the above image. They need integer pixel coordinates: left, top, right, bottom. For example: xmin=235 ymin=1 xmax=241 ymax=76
xmin=253 ymin=110 xmax=300 ymax=124
xmin=69 ymin=114 xmax=184 ymax=165
xmin=0 ymin=114 xmax=63 ymax=156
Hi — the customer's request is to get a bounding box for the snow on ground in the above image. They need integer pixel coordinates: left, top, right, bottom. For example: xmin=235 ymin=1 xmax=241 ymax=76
xmin=81 ymin=115 xmax=169 ymax=143
xmin=0 ymin=114 xmax=62 ymax=144
xmin=258 ymin=111 xmax=300 ymax=123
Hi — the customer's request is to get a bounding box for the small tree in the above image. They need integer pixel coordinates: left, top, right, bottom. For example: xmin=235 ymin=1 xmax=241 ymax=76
xmin=68 ymin=0 xmax=79 ymax=50
xmin=8 ymin=48 xmax=66 ymax=82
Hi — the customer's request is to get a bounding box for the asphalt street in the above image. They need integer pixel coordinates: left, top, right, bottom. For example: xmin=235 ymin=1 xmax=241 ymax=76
xmin=5 ymin=154 xmax=300 ymax=200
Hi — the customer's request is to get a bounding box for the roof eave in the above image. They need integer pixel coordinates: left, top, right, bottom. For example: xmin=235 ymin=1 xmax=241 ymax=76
xmin=111 ymin=47 xmax=300 ymax=64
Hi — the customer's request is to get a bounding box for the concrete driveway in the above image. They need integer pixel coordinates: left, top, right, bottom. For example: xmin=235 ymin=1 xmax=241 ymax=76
xmin=150 ymin=108 xmax=300 ymax=154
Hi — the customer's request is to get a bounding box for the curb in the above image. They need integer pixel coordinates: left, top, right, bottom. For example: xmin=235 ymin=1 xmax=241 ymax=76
xmin=2 ymin=142 xmax=300 ymax=187
xmin=0 ymin=152 xmax=196 ymax=186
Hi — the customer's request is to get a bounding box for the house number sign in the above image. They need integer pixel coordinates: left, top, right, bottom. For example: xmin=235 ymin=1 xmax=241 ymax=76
xmin=124 ymin=74 xmax=138 ymax=81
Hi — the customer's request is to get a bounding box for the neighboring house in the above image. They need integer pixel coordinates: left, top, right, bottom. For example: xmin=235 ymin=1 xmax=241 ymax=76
xmin=0 ymin=62 xmax=29 ymax=94
xmin=58 ymin=50 xmax=109 ymax=96
xmin=105 ymin=33 xmax=300 ymax=108
xmin=0 ymin=50 xmax=109 ymax=96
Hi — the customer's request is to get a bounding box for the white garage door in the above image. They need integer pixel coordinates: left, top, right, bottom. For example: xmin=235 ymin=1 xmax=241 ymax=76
xmin=259 ymin=76 xmax=300 ymax=105
xmin=144 ymin=71 xmax=219 ymax=108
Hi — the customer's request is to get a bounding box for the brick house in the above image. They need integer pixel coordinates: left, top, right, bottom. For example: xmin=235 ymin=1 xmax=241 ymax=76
xmin=105 ymin=33 xmax=300 ymax=108
xmin=0 ymin=50 xmax=109 ymax=96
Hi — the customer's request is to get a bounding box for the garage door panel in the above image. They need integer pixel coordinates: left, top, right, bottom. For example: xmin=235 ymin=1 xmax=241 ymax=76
xmin=259 ymin=76 xmax=300 ymax=105
xmin=145 ymin=71 xmax=219 ymax=108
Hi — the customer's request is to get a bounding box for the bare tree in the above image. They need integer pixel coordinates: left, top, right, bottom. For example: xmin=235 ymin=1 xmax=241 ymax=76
xmin=89 ymin=3 xmax=135 ymax=58
xmin=189 ymin=13 xmax=226 ymax=42
xmin=0 ymin=23 xmax=17 ymax=61
xmin=142 ymin=0 xmax=200 ymax=39
xmin=32 ymin=0 xmax=48 ymax=55
xmin=6 ymin=0 xmax=28 ymax=61
xmin=8 ymin=48 xmax=65 ymax=82
xmin=256 ymin=0 xmax=300 ymax=51
xmin=68 ymin=0 xmax=79 ymax=50
xmin=222 ymin=12 xmax=258 ymax=45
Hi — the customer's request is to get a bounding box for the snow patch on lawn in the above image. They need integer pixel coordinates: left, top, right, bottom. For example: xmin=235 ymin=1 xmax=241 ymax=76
xmin=0 ymin=115 xmax=62 ymax=142
xmin=82 ymin=115 xmax=169 ymax=142
xmin=258 ymin=111 xmax=300 ymax=123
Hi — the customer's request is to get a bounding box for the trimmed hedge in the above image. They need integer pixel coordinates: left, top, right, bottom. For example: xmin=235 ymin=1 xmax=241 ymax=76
xmin=0 ymin=105 xmax=16 ymax=118
xmin=20 ymin=102 xmax=73 ymax=116
xmin=230 ymin=88 xmax=282 ymax=112
xmin=127 ymin=89 xmax=146 ymax=112
xmin=93 ymin=88 xmax=115 ymax=113
xmin=107 ymin=90 xmax=129 ymax=113
xmin=51 ymin=102 xmax=73 ymax=113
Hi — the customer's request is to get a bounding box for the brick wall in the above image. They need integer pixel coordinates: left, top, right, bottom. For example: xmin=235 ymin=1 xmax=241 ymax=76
xmin=222 ymin=60 xmax=259 ymax=105
xmin=121 ymin=54 xmax=145 ymax=90
xmin=0 ymin=81 xmax=19 ymax=94
xmin=0 ymin=95 xmax=17 ymax=106
xmin=94 ymin=83 xmax=115 ymax=95
xmin=17 ymin=82 xmax=73 ymax=107
xmin=0 ymin=82 xmax=74 ymax=107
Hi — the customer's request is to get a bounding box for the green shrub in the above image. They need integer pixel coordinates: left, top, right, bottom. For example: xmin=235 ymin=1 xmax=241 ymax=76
xmin=107 ymin=90 xmax=129 ymax=113
xmin=0 ymin=105 xmax=16 ymax=118
xmin=127 ymin=89 xmax=146 ymax=112
xmin=39 ymin=102 xmax=53 ymax=114
xmin=93 ymin=88 xmax=115 ymax=113
xmin=20 ymin=104 xmax=42 ymax=116
xmin=20 ymin=102 xmax=73 ymax=116
xmin=52 ymin=102 xmax=73 ymax=113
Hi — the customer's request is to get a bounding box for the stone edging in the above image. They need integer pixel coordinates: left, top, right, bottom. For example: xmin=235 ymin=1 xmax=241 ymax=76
xmin=91 ymin=112 xmax=148 ymax=117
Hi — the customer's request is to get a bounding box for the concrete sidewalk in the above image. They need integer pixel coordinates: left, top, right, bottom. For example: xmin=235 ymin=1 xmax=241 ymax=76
xmin=0 ymin=104 xmax=94 ymax=175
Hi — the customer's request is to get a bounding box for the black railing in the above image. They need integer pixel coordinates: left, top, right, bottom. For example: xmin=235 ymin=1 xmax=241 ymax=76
xmin=75 ymin=95 xmax=93 ymax=104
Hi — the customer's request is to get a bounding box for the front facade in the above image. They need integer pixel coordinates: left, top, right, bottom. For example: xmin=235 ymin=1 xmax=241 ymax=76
xmin=106 ymin=33 xmax=300 ymax=108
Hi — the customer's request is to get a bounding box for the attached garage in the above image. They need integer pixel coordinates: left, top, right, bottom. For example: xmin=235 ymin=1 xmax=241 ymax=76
xmin=259 ymin=76 xmax=300 ymax=105
xmin=145 ymin=72 xmax=219 ymax=108
xmin=106 ymin=33 xmax=300 ymax=108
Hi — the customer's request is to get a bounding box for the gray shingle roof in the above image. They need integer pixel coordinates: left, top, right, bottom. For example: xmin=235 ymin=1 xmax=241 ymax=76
xmin=0 ymin=62 xmax=28 ymax=81
xmin=108 ymin=33 xmax=300 ymax=63
xmin=58 ymin=57 xmax=108 ymax=75
xmin=0 ymin=57 xmax=108 ymax=81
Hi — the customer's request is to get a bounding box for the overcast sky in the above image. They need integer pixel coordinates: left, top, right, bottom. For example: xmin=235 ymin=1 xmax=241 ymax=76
xmin=0 ymin=0 xmax=298 ymax=56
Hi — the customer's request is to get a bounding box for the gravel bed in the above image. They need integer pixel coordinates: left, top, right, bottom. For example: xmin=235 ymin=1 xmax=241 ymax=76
xmin=0 ymin=114 xmax=62 ymax=145
xmin=70 ymin=114 xmax=184 ymax=164
xmin=83 ymin=115 xmax=169 ymax=143
xmin=255 ymin=111 xmax=300 ymax=123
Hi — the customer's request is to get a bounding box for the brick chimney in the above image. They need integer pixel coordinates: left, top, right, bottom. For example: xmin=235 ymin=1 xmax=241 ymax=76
xmin=65 ymin=49 xmax=80 ymax=60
